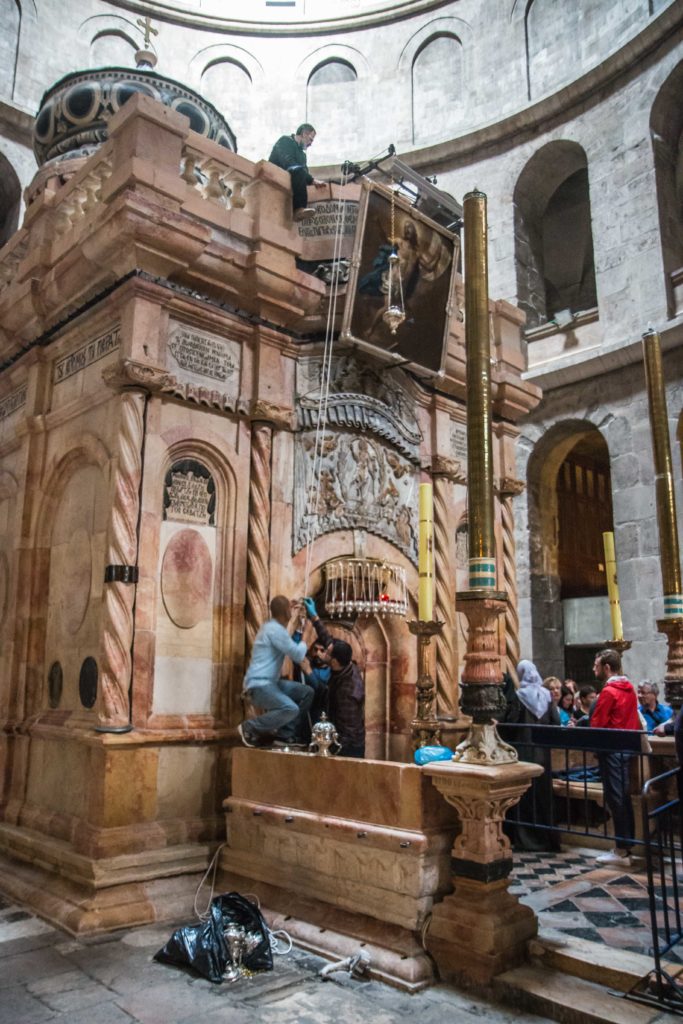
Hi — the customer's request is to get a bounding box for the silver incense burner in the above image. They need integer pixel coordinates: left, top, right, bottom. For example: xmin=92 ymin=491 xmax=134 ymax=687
xmin=308 ymin=713 xmax=340 ymax=756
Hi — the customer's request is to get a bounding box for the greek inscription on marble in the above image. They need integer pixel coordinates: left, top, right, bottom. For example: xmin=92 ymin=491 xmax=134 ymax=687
xmin=168 ymin=327 xmax=236 ymax=382
xmin=0 ymin=385 xmax=27 ymax=422
xmin=54 ymin=326 xmax=121 ymax=383
xmin=165 ymin=472 xmax=212 ymax=525
xmin=298 ymin=201 xmax=358 ymax=238
xmin=451 ymin=423 xmax=468 ymax=463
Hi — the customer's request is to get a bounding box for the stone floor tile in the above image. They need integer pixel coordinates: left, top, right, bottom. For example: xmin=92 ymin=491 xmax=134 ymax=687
xmin=0 ymin=984 xmax=58 ymax=1024
xmin=0 ymin=946 xmax=74 ymax=990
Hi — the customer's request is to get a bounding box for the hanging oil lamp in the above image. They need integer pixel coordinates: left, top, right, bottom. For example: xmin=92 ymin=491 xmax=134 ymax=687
xmin=382 ymin=185 xmax=406 ymax=335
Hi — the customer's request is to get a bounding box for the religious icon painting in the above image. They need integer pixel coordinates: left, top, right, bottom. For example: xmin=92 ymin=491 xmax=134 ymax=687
xmin=341 ymin=179 xmax=460 ymax=375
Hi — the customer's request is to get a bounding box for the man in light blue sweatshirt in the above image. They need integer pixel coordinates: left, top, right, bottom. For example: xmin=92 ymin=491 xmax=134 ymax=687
xmin=238 ymin=595 xmax=313 ymax=747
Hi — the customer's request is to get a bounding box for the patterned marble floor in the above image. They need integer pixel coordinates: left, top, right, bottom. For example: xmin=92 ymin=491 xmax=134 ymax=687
xmin=510 ymin=849 xmax=683 ymax=964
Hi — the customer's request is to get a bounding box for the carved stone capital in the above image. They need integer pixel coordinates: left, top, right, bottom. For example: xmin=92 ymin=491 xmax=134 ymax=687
xmin=250 ymin=398 xmax=295 ymax=430
xmin=497 ymin=476 xmax=525 ymax=498
xmin=424 ymin=760 xmax=543 ymax=866
xmin=431 ymin=453 xmax=466 ymax=483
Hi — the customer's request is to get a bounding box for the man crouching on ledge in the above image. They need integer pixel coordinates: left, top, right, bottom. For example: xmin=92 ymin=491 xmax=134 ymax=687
xmin=238 ymin=595 xmax=312 ymax=748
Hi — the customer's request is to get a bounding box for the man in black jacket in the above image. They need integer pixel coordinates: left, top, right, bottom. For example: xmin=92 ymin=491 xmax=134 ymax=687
xmin=269 ymin=124 xmax=326 ymax=221
xmin=303 ymin=598 xmax=365 ymax=757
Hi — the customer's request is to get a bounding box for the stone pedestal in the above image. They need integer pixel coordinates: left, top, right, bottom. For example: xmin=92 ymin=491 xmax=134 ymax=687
xmin=423 ymin=759 xmax=543 ymax=985
xmin=408 ymin=619 xmax=442 ymax=748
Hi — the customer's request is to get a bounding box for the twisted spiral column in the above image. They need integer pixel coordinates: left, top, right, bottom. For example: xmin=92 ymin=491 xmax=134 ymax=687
xmin=499 ymin=479 xmax=524 ymax=682
xmin=245 ymin=422 xmax=273 ymax=657
xmin=99 ymin=389 xmax=145 ymax=727
xmin=433 ymin=474 xmax=458 ymax=717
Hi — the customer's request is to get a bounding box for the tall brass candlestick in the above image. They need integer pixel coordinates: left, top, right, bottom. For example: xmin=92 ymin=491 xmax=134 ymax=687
xmin=643 ymin=329 xmax=683 ymax=619
xmin=464 ymin=189 xmax=496 ymax=591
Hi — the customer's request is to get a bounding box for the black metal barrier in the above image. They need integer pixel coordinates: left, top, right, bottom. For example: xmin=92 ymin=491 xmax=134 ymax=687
xmin=625 ymin=766 xmax=683 ymax=1014
xmin=497 ymin=722 xmax=646 ymax=849
xmin=496 ymin=722 xmax=683 ymax=1014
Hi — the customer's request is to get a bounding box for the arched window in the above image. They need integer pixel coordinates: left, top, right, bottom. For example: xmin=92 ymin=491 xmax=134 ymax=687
xmin=411 ymin=34 xmax=462 ymax=145
xmin=651 ymin=61 xmax=683 ymax=317
xmin=0 ymin=153 xmax=21 ymax=247
xmin=201 ymin=59 xmax=252 ymax=137
xmin=90 ymin=30 xmax=137 ymax=68
xmin=306 ymin=59 xmax=357 ymax=151
xmin=514 ymin=141 xmax=597 ymax=328
xmin=0 ymin=0 xmax=20 ymax=100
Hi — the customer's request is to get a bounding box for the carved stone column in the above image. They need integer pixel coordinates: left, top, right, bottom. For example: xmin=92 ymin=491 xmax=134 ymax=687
xmin=499 ymin=476 xmax=524 ymax=682
xmin=245 ymin=421 xmax=273 ymax=657
xmin=98 ymin=387 xmax=146 ymax=730
xmin=423 ymin=759 xmax=543 ymax=985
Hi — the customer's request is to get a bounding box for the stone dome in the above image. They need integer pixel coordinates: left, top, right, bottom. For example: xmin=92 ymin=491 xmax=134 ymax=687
xmin=33 ymin=65 xmax=236 ymax=167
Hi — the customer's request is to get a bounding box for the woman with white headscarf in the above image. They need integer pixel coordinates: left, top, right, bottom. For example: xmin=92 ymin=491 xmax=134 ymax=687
xmin=502 ymin=659 xmax=561 ymax=851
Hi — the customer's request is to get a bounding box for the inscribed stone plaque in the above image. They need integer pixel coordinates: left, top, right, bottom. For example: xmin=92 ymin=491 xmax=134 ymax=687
xmin=451 ymin=422 xmax=468 ymax=464
xmin=54 ymin=326 xmax=120 ymax=383
xmin=0 ymin=385 xmax=27 ymax=422
xmin=297 ymin=200 xmax=358 ymax=239
xmin=168 ymin=323 xmax=240 ymax=394
xmin=163 ymin=459 xmax=216 ymax=526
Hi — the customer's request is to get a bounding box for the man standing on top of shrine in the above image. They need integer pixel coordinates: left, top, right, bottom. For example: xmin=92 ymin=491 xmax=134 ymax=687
xmin=268 ymin=123 xmax=326 ymax=221
xmin=238 ymin=595 xmax=313 ymax=747
xmin=590 ymin=648 xmax=641 ymax=868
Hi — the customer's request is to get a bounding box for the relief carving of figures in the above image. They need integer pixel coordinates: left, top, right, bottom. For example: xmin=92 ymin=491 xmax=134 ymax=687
xmin=294 ymin=430 xmax=418 ymax=562
xmin=296 ymin=354 xmax=422 ymax=460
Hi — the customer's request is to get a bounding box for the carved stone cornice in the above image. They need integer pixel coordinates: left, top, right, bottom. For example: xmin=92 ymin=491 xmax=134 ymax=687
xmin=250 ymin=398 xmax=295 ymax=430
xmin=431 ymin=453 xmax=466 ymax=483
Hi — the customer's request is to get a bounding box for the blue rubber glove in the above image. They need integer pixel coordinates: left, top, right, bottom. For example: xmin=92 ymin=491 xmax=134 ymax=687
xmin=303 ymin=597 xmax=318 ymax=618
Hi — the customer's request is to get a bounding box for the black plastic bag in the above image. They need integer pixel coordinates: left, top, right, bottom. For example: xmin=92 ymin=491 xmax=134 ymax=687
xmin=154 ymin=892 xmax=272 ymax=983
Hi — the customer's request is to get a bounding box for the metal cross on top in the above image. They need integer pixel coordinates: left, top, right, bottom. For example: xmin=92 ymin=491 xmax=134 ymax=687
xmin=136 ymin=16 xmax=158 ymax=49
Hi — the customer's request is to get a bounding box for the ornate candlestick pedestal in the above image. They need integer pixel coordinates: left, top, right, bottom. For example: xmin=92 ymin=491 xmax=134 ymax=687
xmin=656 ymin=618 xmax=683 ymax=709
xmin=453 ymin=591 xmax=516 ymax=764
xmin=423 ymin=758 xmax=543 ymax=985
xmin=409 ymin=619 xmax=443 ymax=749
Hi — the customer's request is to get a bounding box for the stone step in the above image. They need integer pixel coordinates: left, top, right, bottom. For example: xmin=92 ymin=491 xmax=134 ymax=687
xmin=529 ymin=927 xmax=671 ymax=991
xmin=493 ymin=962 xmax=682 ymax=1024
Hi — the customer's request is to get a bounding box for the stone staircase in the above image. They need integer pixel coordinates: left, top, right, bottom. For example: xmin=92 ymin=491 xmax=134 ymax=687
xmin=493 ymin=928 xmax=683 ymax=1023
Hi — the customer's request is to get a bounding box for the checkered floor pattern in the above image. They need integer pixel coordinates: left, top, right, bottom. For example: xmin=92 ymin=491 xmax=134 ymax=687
xmin=510 ymin=850 xmax=683 ymax=963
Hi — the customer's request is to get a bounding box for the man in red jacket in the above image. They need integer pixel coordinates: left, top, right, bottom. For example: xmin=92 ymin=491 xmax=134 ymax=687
xmin=591 ymin=648 xmax=641 ymax=867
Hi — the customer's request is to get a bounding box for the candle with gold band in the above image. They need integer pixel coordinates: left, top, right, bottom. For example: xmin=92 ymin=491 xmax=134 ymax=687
xmin=464 ymin=189 xmax=496 ymax=590
xmin=418 ymin=483 xmax=434 ymax=621
xmin=602 ymin=531 xmax=624 ymax=642
xmin=643 ymin=329 xmax=683 ymax=618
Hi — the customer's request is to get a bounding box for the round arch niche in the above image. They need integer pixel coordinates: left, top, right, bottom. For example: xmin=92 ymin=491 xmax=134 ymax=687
xmin=526 ymin=422 xmax=614 ymax=682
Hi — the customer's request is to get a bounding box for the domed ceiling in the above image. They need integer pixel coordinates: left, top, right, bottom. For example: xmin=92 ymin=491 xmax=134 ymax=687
xmin=109 ymin=0 xmax=449 ymax=32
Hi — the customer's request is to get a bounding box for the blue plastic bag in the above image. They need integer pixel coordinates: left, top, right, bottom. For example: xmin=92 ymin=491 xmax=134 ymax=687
xmin=414 ymin=745 xmax=454 ymax=766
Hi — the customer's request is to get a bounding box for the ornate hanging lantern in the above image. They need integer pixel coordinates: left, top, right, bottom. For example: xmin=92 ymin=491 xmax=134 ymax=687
xmin=323 ymin=557 xmax=408 ymax=618
xmin=382 ymin=185 xmax=406 ymax=335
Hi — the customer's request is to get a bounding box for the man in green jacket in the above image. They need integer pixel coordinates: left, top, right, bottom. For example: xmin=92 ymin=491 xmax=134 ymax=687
xmin=269 ymin=123 xmax=326 ymax=221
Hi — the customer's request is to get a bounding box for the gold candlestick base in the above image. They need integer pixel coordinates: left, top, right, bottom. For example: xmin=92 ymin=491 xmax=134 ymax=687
xmin=656 ymin=618 xmax=683 ymax=710
xmin=409 ymin=619 xmax=443 ymax=749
